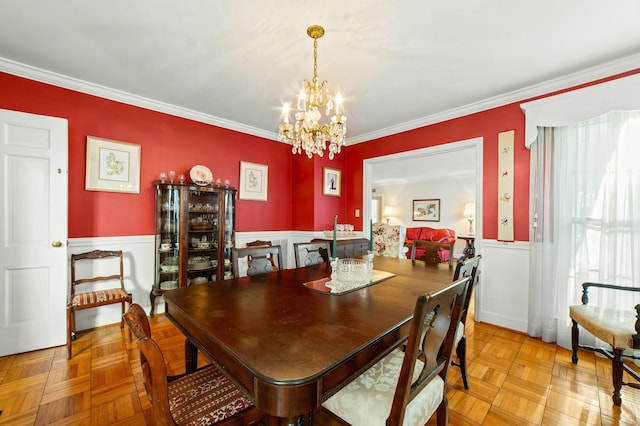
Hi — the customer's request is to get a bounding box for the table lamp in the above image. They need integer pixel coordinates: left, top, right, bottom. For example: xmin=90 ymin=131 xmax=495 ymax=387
xmin=463 ymin=202 xmax=475 ymax=235
xmin=383 ymin=206 xmax=394 ymax=224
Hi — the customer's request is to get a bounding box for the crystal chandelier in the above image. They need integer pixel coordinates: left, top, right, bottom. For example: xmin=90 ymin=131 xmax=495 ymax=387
xmin=278 ymin=25 xmax=347 ymax=160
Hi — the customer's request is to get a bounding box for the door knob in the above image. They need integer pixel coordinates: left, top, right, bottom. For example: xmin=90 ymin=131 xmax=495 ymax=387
xmin=52 ymin=241 xmax=63 ymax=247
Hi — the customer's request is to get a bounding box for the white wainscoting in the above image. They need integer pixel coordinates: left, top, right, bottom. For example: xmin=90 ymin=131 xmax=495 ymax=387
xmin=474 ymin=239 xmax=530 ymax=332
xmin=235 ymin=230 xmax=353 ymax=269
xmin=69 ymin=234 xmax=532 ymax=334
xmin=68 ymin=231 xmax=334 ymax=330
xmin=68 ymin=235 xmax=156 ymax=332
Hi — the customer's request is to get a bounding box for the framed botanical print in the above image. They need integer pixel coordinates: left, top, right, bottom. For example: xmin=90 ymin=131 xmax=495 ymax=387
xmin=413 ymin=199 xmax=440 ymax=222
xmin=85 ymin=136 xmax=141 ymax=193
xmin=239 ymin=161 xmax=268 ymax=201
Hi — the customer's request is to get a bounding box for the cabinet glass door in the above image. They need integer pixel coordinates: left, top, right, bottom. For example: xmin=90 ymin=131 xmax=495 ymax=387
xmin=222 ymin=189 xmax=236 ymax=279
xmin=187 ymin=188 xmax=219 ymax=284
xmin=156 ymin=185 xmax=180 ymax=291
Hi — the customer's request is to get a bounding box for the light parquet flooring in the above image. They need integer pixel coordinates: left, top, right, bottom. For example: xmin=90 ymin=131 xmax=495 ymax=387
xmin=1 ymin=311 xmax=639 ymax=425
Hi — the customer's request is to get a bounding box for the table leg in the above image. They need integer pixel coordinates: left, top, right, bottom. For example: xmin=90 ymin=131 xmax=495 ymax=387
xmin=185 ymin=338 xmax=198 ymax=373
xmin=458 ymin=237 xmax=475 ymax=262
xmin=277 ymin=412 xmax=312 ymax=425
xmin=464 ymin=239 xmax=475 ymax=258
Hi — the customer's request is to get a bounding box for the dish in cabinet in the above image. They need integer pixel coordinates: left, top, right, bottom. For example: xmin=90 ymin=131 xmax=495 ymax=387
xmin=160 ymin=280 xmax=178 ymax=290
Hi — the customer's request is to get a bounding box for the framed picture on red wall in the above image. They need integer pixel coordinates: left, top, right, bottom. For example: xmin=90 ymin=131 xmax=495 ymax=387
xmin=85 ymin=136 xmax=141 ymax=194
xmin=239 ymin=161 xmax=268 ymax=201
xmin=323 ymin=167 xmax=341 ymax=197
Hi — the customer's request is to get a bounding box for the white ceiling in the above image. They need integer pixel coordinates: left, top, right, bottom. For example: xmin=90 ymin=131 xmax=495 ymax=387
xmin=1 ymin=1 xmax=639 ymax=183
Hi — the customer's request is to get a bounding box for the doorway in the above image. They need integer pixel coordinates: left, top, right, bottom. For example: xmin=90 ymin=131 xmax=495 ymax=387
xmin=363 ymin=137 xmax=484 ymax=318
xmin=363 ymin=137 xmax=483 ymax=235
xmin=371 ymin=195 xmax=383 ymax=224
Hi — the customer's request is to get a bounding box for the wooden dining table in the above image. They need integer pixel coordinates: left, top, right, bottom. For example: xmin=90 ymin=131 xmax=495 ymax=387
xmin=163 ymin=256 xmax=455 ymax=425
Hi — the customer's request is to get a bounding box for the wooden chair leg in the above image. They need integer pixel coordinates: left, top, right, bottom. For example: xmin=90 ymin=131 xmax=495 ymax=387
xmin=571 ymin=319 xmax=579 ymax=363
xmin=456 ymin=336 xmax=469 ymax=389
xmin=66 ymin=308 xmax=73 ymax=359
xmin=612 ymin=348 xmax=623 ymax=406
xmin=121 ymin=300 xmax=132 ymax=342
xmin=436 ymin=397 xmax=448 ymax=426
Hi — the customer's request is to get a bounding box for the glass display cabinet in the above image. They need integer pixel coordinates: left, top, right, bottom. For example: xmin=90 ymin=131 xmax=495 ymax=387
xmin=149 ymin=181 xmax=236 ymax=316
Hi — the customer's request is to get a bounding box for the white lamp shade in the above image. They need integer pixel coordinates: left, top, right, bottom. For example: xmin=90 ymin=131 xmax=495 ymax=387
xmin=383 ymin=206 xmax=394 ymax=217
xmin=463 ymin=203 xmax=475 ymax=218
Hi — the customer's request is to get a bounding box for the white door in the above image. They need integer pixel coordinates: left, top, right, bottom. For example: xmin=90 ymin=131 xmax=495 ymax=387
xmin=0 ymin=108 xmax=68 ymax=356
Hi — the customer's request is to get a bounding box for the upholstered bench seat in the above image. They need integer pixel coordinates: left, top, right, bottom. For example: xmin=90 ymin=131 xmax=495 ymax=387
xmin=71 ymin=288 xmax=130 ymax=308
xmin=569 ymin=304 xmax=637 ymax=348
xmin=322 ymin=348 xmax=444 ymax=426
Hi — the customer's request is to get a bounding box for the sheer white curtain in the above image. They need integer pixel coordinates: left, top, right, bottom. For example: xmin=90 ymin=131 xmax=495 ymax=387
xmin=528 ymin=110 xmax=640 ymax=348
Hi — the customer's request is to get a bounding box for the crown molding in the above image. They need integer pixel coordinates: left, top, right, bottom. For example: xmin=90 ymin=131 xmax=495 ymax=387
xmin=2 ymin=53 xmax=639 ymax=146
xmin=347 ymin=53 xmax=640 ymax=145
xmin=0 ymin=56 xmax=280 ymax=141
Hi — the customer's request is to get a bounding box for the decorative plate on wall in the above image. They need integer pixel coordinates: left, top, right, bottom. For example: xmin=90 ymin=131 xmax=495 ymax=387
xmin=190 ymin=165 xmax=212 ymax=186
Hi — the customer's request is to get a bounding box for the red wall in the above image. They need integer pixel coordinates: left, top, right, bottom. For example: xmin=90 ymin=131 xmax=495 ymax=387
xmin=343 ymin=103 xmax=529 ymax=241
xmin=2 ymin=69 xmax=637 ymax=240
xmin=290 ymin=153 xmax=348 ymax=232
xmin=0 ymin=72 xmax=294 ymax=237
xmin=341 ymin=69 xmax=640 ymax=241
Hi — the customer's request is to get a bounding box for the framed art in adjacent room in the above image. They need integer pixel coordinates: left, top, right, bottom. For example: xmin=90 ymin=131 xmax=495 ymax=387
xmin=413 ymin=199 xmax=440 ymax=222
xmin=323 ymin=167 xmax=341 ymax=197
xmin=239 ymin=161 xmax=268 ymax=201
xmin=85 ymin=136 xmax=141 ymax=193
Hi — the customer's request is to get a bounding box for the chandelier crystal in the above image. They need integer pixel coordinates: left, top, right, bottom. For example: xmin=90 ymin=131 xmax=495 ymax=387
xmin=278 ymin=25 xmax=347 ymax=160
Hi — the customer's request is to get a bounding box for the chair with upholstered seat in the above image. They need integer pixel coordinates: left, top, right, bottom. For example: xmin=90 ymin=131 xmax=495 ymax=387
xmin=293 ymin=241 xmax=330 ymax=268
xmin=67 ymin=249 xmax=132 ymax=359
xmin=320 ymin=276 xmax=470 ymax=426
xmin=232 ymin=245 xmax=283 ymax=277
xmin=569 ymin=282 xmax=640 ymax=406
xmin=451 ymin=255 xmax=481 ymax=389
xmin=123 ymin=304 xmax=266 ymax=425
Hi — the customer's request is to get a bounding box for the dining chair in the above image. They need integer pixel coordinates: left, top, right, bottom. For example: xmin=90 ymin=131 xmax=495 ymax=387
xmin=293 ymin=241 xmax=330 ymax=268
xmin=569 ymin=282 xmax=640 ymax=406
xmin=67 ymin=249 xmax=132 ymax=359
xmin=451 ymin=255 xmax=482 ymax=389
xmin=123 ymin=304 xmax=266 ymax=425
xmin=321 ymin=276 xmax=470 ymax=426
xmin=410 ymin=240 xmax=454 ymax=266
xmin=232 ymin=245 xmax=283 ymax=277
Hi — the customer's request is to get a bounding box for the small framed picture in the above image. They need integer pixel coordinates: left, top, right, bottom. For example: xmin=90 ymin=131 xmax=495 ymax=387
xmin=239 ymin=161 xmax=268 ymax=201
xmin=413 ymin=199 xmax=440 ymax=222
xmin=85 ymin=136 xmax=141 ymax=193
xmin=323 ymin=167 xmax=341 ymax=197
